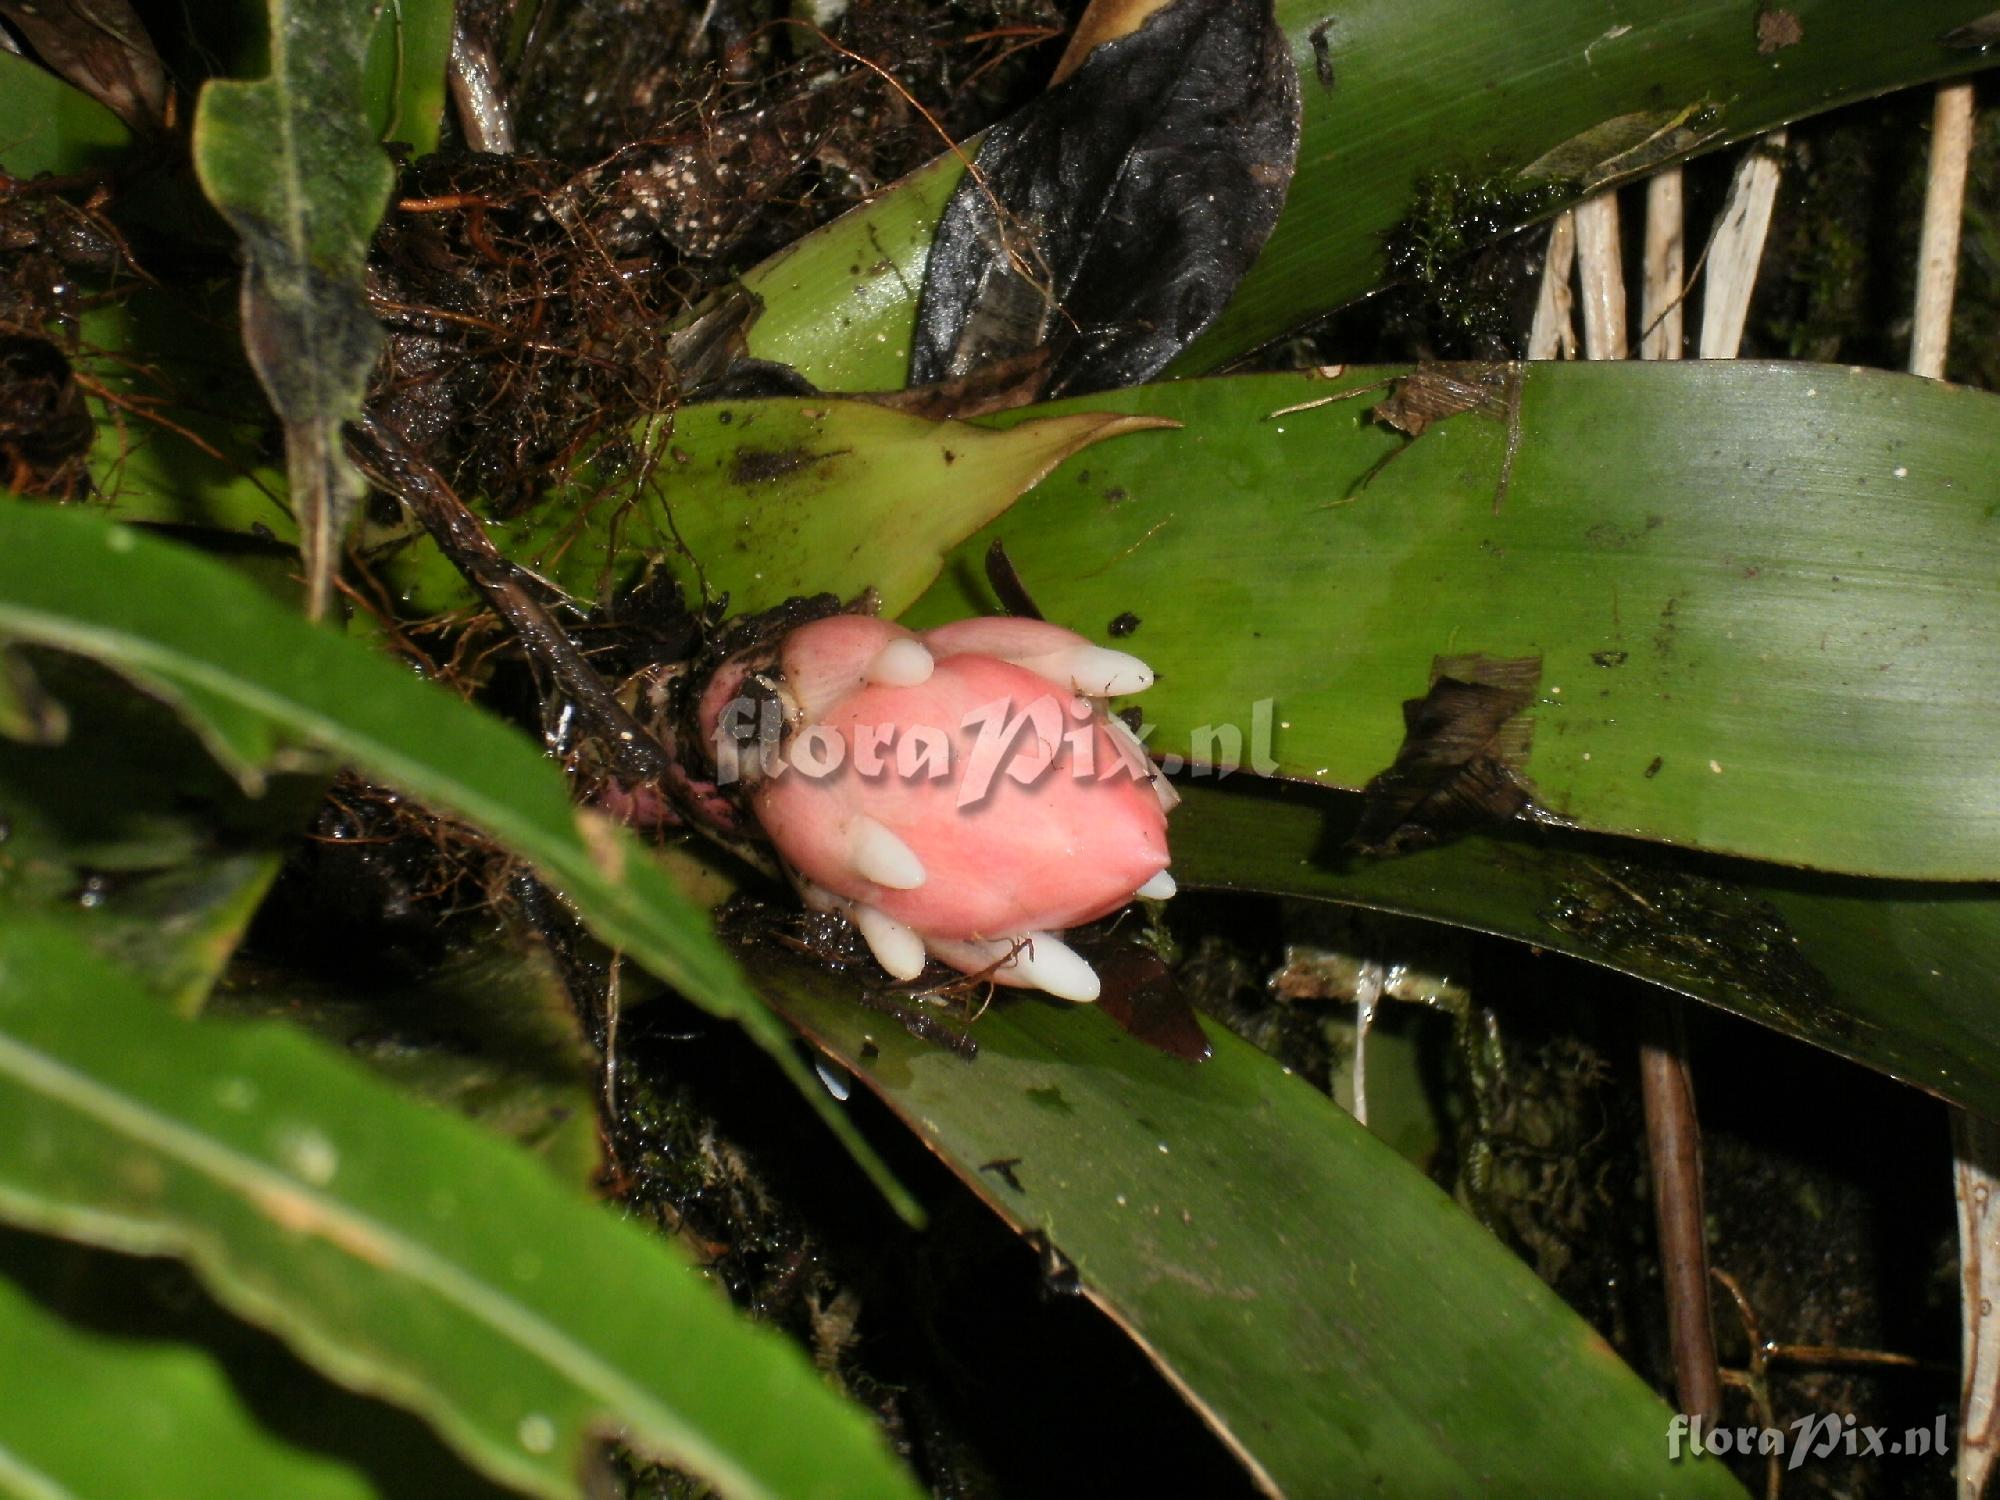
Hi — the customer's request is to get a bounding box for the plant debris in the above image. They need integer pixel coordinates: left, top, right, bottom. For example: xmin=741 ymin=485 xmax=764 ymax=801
xmin=0 ymin=0 xmax=168 ymax=133
xmin=364 ymin=0 xmax=1065 ymax=519
xmin=1350 ymin=653 xmax=1542 ymax=857
xmin=911 ymin=0 xmax=1301 ymax=399
xmin=1755 ymin=7 xmax=1804 ymax=54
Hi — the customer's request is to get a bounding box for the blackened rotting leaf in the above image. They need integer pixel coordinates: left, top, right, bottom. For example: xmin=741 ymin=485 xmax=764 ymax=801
xmin=1350 ymin=654 xmax=1543 ymax=858
xmin=910 ymin=0 xmax=1301 ymax=400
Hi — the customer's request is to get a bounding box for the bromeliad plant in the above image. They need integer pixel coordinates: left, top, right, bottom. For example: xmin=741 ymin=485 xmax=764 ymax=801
xmin=0 ymin=1 xmax=1997 ymax=1498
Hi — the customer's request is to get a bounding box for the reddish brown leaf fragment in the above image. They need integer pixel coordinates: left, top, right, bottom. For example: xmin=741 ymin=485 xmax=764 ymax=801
xmin=0 ymin=0 xmax=167 ymax=132
xmin=1756 ymin=8 xmax=1804 ymax=54
xmin=1350 ymin=654 xmax=1542 ymax=857
xmin=857 ymin=348 xmax=1054 ymax=421
xmin=1369 ymin=361 xmax=1516 ymax=440
xmin=1070 ymin=933 xmax=1212 ymax=1062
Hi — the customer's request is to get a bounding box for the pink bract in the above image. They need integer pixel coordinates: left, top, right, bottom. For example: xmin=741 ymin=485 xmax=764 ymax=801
xmin=698 ymin=613 xmax=1175 ymax=1002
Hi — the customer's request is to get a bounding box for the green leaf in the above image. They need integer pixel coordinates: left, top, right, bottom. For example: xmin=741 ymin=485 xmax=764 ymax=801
xmin=363 ymin=0 xmax=455 ymax=157
xmin=0 ymin=919 xmax=919 ymax=1500
xmin=747 ymin=947 xmax=1746 ymax=1499
xmin=0 ymin=500 xmax=919 ymax=1222
xmin=1171 ymin=777 xmax=2000 ymax=1121
xmin=739 ymin=0 xmax=1995 ymax=388
xmin=904 ymin=363 xmax=2000 ymax=881
xmin=738 ymin=153 xmax=966 ymax=393
xmin=193 ymin=0 xmax=394 ymax=616
xmin=0 ymin=1242 xmax=390 ymax=1500
xmin=375 ymin=397 xmax=1173 ymax=620
xmin=0 ymin=49 xmax=133 ymax=180
xmin=0 ymin=1228 xmax=509 ymax=1499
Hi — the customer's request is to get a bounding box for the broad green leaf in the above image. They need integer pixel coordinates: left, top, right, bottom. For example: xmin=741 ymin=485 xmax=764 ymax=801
xmin=375 ymin=398 xmax=1172 ymax=620
xmin=363 ymin=0 xmax=455 ymax=156
xmin=747 ymin=947 xmax=1746 ymax=1500
xmin=0 ymin=500 xmax=919 ymax=1222
xmin=0 ymin=1230 xmax=506 ymax=1499
xmin=739 ymin=154 xmax=966 ymax=393
xmin=739 ymin=0 xmax=1996 ymax=388
xmin=0 ymin=655 xmax=313 ymax=1013
xmin=0 ymin=49 xmax=132 ymax=180
xmin=1170 ymin=777 xmax=2000 ymax=1122
xmin=0 ymin=919 xmax=919 ymax=1500
xmin=193 ymin=0 xmax=394 ymax=616
xmin=905 ymin=363 xmax=2000 ymax=881
xmin=0 ymin=1250 xmax=379 ymax=1500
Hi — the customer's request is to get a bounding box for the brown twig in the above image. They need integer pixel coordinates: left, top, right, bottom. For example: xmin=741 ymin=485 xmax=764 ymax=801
xmin=345 ymin=412 xmax=671 ymax=785
xmin=1713 ymin=1267 xmax=1784 ymax=1500
xmin=1640 ymin=995 xmax=1723 ymax=1425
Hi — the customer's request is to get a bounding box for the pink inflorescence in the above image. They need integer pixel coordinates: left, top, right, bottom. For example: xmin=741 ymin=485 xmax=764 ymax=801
xmin=698 ymin=614 xmax=1177 ymax=1001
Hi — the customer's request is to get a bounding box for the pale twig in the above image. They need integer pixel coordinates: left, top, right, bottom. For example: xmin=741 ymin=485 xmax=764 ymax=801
xmin=447 ymin=20 xmax=515 ymax=154
xmin=1957 ymin=1112 xmax=2000 ymax=1500
xmin=1349 ymin=962 xmax=1383 ymax=1128
xmin=1573 ymin=190 xmax=1628 ymax=360
xmin=1912 ymin=82 xmax=1975 ymax=381
xmin=1697 ymin=131 xmax=1787 ymax=359
xmin=1640 ymin=168 xmax=1685 ymax=360
xmin=1527 ymin=209 xmax=1578 ymax=359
